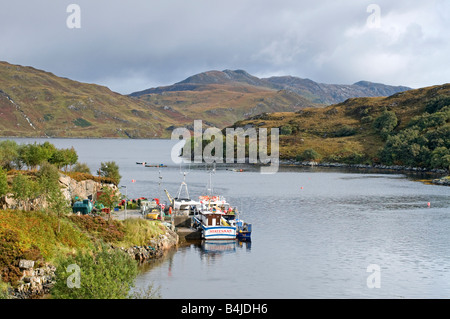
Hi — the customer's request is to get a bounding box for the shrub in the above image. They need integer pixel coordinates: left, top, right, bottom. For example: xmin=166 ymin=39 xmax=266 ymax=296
xmin=425 ymin=95 xmax=450 ymax=114
xmin=99 ymin=161 xmax=121 ymax=185
xmin=280 ymin=125 xmax=293 ymax=136
xmin=0 ymin=229 xmax=23 ymax=286
xmin=334 ymin=125 xmax=357 ymax=137
xmin=296 ymin=148 xmax=321 ymax=161
xmin=373 ymin=111 xmax=398 ymax=139
xmin=69 ymin=215 xmax=125 ymax=243
xmin=72 ymin=162 xmax=91 ymax=174
xmin=51 ymin=243 xmax=138 ymax=299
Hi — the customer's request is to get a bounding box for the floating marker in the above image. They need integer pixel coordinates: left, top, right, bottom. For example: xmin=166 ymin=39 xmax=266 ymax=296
xmin=427 ymin=202 xmax=431 ymax=207
xmin=301 ymin=187 xmax=303 ymax=190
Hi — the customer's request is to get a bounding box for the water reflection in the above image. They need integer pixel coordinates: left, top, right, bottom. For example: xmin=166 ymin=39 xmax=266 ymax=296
xmin=198 ymin=240 xmax=252 ymax=258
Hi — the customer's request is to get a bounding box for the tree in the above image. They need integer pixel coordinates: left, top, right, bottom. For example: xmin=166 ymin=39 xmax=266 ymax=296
xmin=430 ymin=147 xmax=450 ymax=169
xmin=51 ymin=243 xmax=138 ymax=299
xmin=0 ymin=140 xmax=19 ymax=170
xmin=37 ymin=162 xmax=60 ymax=195
xmin=99 ymin=161 xmax=121 ymax=185
xmin=11 ymin=173 xmax=39 ymax=210
xmin=72 ymin=162 xmax=91 ymax=174
xmin=20 ymin=143 xmax=47 ymax=170
xmin=37 ymin=162 xmax=61 ymax=210
xmin=97 ymin=186 xmax=120 ymax=221
xmin=373 ymin=111 xmax=398 ymax=139
xmin=47 ymin=187 xmax=71 ymax=233
xmin=50 ymin=147 xmax=78 ymax=171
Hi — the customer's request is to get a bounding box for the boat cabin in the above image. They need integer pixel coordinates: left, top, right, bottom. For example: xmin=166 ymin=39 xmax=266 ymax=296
xmin=203 ymin=213 xmax=222 ymax=227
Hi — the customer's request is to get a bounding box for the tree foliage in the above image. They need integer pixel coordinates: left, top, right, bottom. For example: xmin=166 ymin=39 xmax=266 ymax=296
xmin=99 ymin=161 xmax=121 ymax=185
xmin=51 ymin=243 xmax=138 ymax=299
xmin=373 ymin=110 xmax=398 ymax=139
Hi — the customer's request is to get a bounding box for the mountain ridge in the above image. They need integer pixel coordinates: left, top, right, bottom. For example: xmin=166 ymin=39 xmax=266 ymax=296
xmin=130 ymin=69 xmax=412 ymax=105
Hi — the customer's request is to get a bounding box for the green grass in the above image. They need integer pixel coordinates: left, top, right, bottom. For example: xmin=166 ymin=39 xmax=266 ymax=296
xmin=118 ymin=218 xmax=166 ymax=248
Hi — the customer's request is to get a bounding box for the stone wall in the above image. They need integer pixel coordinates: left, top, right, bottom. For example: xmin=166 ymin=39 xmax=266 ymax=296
xmin=9 ymin=260 xmax=56 ymax=299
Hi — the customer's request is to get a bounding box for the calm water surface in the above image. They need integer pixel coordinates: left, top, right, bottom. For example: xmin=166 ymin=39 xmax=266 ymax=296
xmin=5 ymin=138 xmax=450 ymax=298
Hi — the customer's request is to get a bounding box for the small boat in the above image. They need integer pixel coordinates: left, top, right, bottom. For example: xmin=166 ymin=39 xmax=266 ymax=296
xmin=223 ymin=213 xmax=252 ymax=241
xmin=145 ymin=164 xmax=167 ymax=168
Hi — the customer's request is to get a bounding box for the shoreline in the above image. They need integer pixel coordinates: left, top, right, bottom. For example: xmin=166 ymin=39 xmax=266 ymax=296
xmin=278 ymin=159 xmax=449 ymax=175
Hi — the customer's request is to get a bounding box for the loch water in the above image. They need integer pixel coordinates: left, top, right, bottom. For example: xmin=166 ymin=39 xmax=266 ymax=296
xmin=6 ymin=138 xmax=450 ymax=298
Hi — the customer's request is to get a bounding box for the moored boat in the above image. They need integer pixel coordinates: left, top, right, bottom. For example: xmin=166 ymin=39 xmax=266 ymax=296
xmin=192 ymin=208 xmax=236 ymax=240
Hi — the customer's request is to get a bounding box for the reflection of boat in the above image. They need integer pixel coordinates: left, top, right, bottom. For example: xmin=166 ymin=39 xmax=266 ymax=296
xmin=201 ymin=240 xmax=236 ymax=254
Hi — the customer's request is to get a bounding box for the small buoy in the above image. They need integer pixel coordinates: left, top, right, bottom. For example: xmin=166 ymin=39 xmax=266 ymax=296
xmin=301 ymin=187 xmax=303 ymax=190
xmin=427 ymin=202 xmax=431 ymax=207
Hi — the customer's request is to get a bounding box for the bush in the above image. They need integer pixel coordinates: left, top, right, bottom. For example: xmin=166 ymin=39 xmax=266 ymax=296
xmin=69 ymin=215 xmax=125 ymax=243
xmin=373 ymin=111 xmax=398 ymax=139
xmin=0 ymin=229 xmax=23 ymax=286
xmin=425 ymin=95 xmax=450 ymax=114
xmin=51 ymin=243 xmax=138 ymax=299
xmin=72 ymin=162 xmax=91 ymax=174
xmin=99 ymin=161 xmax=121 ymax=185
xmin=334 ymin=125 xmax=357 ymax=137
xmin=296 ymin=148 xmax=321 ymax=161
xmin=280 ymin=125 xmax=293 ymax=136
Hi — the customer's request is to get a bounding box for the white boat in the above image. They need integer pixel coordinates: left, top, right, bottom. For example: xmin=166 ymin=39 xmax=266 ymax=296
xmin=170 ymin=172 xmax=201 ymax=215
xmin=192 ymin=168 xmax=237 ymax=240
xmin=193 ymin=208 xmax=236 ymax=240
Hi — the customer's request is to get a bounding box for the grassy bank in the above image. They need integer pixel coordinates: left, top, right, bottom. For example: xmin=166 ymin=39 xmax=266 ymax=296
xmin=0 ymin=209 xmax=168 ymax=298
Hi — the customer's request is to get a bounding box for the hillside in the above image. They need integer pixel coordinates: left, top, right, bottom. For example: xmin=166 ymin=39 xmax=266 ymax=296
xmin=0 ymin=61 xmax=178 ymax=138
xmin=0 ymin=62 xmax=412 ymax=138
xmin=130 ymin=69 xmax=411 ymax=105
xmin=230 ymin=83 xmax=450 ymax=170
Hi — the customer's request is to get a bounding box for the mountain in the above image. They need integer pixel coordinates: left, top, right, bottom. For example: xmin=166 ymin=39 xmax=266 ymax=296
xmin=0 ymin=61 xmax=179 ymax=138
xmin=130 ymin=69 xmax=412 ymax=105
xmin=0 ymin=62 xmax=412 ymax=139
xmin=229 ymin=83 xmax=450 ymax=171
xmin=129 ymin=70 xmax=318 ymax=130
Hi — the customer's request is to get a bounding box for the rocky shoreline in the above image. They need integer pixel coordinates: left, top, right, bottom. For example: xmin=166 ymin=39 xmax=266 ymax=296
xmin=279 ymin=160 xmax=449 ymax=185
xmin=280 ymin=159 xmax=448 ymax=174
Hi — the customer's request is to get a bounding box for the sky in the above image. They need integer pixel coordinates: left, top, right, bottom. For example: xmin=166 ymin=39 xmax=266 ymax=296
xmin=0 ymin=0 xmax=449 ymax=94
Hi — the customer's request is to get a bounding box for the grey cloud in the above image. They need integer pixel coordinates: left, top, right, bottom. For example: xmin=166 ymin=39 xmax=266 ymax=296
xmin=0 ymin=0 xmax=448 ymax=94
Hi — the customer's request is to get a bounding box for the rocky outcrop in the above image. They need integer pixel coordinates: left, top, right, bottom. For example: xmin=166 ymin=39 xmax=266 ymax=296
xmin=9 ymin=260 xmax=56 ymax=299
xmin=58 ymin=174 xmax=117 ymax=202
xmin=0 ymin=173 xmax=116 ymax=210
xmin=119 ymin=227 xmax=179 ymax=262
xmin=432 ymin=177 xmax=450 ymax=186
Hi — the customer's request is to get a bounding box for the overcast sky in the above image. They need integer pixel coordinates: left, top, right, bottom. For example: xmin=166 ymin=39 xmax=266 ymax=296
xmin=1 ymin=0 xmax=449 ymax=94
